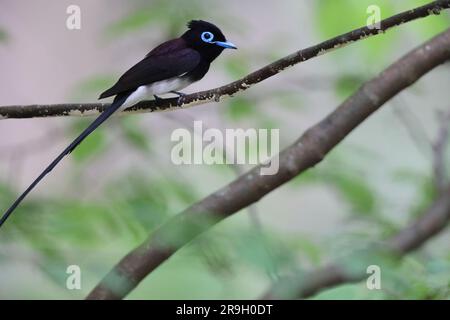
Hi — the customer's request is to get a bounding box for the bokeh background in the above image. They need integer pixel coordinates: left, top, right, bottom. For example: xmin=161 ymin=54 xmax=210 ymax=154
xmin=0 ymin=0 xmax=449 ymax=299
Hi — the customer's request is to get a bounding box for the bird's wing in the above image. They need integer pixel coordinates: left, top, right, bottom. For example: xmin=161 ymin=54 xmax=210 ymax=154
xmin=99 ymin=42 xmax=201 ymax=99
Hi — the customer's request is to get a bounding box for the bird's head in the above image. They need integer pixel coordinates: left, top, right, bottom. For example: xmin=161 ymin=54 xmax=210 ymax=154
xmin=182 ymin=20 xmax=237 ymax=62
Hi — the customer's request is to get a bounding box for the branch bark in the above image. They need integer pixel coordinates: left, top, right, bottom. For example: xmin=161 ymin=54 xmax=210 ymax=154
xmin=86 ymin=26 xmax=450 ymax=299
xmin=1 ymin=0 xmax=449 ymax=120
xmin=262 ymin=185 xmax=450 ymax=299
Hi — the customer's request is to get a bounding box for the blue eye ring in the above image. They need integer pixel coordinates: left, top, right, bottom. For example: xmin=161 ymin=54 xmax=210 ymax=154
xmin=201 ymin=31 xmax=214 ymax=43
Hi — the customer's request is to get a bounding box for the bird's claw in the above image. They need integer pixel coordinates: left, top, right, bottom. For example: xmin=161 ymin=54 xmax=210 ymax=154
xmin=171 ymin=91 xmax=186 ymax=107
xmin=177 ymin=95 xmax=186 ymax=107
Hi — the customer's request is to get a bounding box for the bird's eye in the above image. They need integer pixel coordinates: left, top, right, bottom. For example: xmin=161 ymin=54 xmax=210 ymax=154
xmin=201 ymin=31 xmax=214 ymax=43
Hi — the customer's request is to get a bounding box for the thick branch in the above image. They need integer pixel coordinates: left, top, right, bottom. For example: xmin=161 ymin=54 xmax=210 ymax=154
xmin=86 ymin=27 xmax=450 ymax=299
xmin=1 ymin=0 xmax=449 ymax=120
xmin=262 ymin=186 xmax=450 ymax=299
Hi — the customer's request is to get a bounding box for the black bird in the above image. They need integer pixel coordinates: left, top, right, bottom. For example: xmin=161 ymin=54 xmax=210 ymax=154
xmin=0 ymin=20 xmax=236 ymax=228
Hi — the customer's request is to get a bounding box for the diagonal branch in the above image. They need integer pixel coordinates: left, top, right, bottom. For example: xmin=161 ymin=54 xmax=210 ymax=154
xmin=1 ymin=0 xmax=449 ymax=120
xmin=86 ymin=27 xmax=450 ymax=299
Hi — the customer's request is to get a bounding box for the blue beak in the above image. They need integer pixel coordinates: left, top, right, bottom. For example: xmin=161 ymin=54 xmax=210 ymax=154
xmin=214 ymin=41 xmax=237 ymax=49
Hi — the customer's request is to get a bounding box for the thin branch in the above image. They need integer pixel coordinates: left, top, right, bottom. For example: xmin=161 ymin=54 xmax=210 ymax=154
xmin=262 ymin=185 xmax=450 ymax=299
xmin=1 ymin=1 xmax=449 ymax=120
xmin=392 ymin=98 xmax=432 ymax=158
xmin=86 ymin=27 xmax=450 ymax=300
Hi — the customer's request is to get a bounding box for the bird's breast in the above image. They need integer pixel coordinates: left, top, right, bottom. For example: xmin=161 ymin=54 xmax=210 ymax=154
xmin=148 ymin=76 xmax=192 ymax=95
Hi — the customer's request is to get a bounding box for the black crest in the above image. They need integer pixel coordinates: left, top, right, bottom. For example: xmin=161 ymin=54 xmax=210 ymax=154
xmin=188 ymin=20 xmax=218 ymax=31
xmin=186 ymin=20 xmax=225 ymax=40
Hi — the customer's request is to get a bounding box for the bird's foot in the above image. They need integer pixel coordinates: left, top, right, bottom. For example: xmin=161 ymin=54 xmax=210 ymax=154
xmin=153 ymin=95 xmax=163 ymax=103
xmin=171 ymin=91 xmax=186 ymax=107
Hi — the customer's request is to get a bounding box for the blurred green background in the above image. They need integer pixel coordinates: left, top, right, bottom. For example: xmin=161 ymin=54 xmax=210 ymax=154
xmin=0 ymin=0 xmax=449 ymax=299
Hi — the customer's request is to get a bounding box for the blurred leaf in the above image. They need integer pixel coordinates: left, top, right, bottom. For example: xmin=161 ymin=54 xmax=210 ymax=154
xmin=315 ymin=0 xmax=396 ymax=63
xmin=391 ymin=168 xmax=428 ymax=184
xmin=315 ymin=0 xmax=365 ymax=36
xmin=45 ymin=202 xmax=119 ymax=245
xmin=334 ymin=74 xmax=365 ymax=98
xmin=70 ymin=120 xmax=107 ymax=162
xmin=194 ymin=234 xmax=234 ymax=276
xmin=107 ymin=9 xmax=162 ymax=37
xmin=392 ymin=169 xmax=436 ymax=218
xmin=127 ymin=255 xmax=225 ymax=299
xmin=107 ymin=173 xmax=169 ymax=231
xmin=223 ymin=56 xmax=251 ymax=79
xmin=234 ymin=231 xmax=276 ymax=273
xmin=104 ymin=171 xmax=199 ymax=234
xmin=71 ymin=75 xmax=115 ymax=100
xmin=289 ymin=169 xmax=321 ymax=187
xmin=0 ymin=183 xmax=15 ymax=204
xmin=329 ymin=173 xmax=376 ymax=215
xmin=292 ymin=237 xmax=322 ymax=266
xmin=410 ymin=178 xmax=436 ymax=219
xmin=226 ymin=97 xmax=255 ymax=121
xmin=159 ymin=178 xmax=198 ymax=205
xmin=0 ymin=28 xmax=8 ymax=43
xmin=272 ymin=91 xmax=304 ymax=110
xmin=409 ymin=0 xmax=450 ymax=38
xmin=256 ymin=118 xmax=279 ymax=131
xmin=312 ymin=283 xmax=361 ymax=299
xmin=291 ymin=167 xmax=376 ymax=215
xmin=106 ymin=0 xmax=207 ymax=38
xmin=37 ymin=249 xmax=70 ymax=287
xmin=120 ymin=117 xmax=151 ymax=152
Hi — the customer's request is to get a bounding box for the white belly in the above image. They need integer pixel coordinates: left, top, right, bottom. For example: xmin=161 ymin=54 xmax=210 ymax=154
xmin=120 ymin=77 xmax=192 ymax=110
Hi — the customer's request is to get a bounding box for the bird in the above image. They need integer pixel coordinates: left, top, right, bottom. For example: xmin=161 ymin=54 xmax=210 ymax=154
xmin=0 ymin=20 xmax=236 ymax=228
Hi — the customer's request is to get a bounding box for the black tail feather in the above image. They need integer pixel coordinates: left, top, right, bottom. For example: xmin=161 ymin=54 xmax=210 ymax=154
xmin=0 ymin=95 xmax=129 ymax=229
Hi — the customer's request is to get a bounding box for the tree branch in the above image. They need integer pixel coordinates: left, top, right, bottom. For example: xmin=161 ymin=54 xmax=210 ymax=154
xmin=433 ymin=109 xmax=450 ymax=192
xmin=1 ymin=0 xmax=449 ymax=120
xmin=262 ymin=185 xmax=450 ymax=299
xmin=86 ymin=25 xmax=450 ymax=299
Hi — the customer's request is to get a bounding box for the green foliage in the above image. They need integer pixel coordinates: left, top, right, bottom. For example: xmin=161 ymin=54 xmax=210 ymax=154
xmin=226 ymin=97 xmax=255 ymax=121
xmin=334 ymin=74 xmax=366 ymax=98
xmin=0 ymin=28 xmax=8 ymax=43
xmin=375 ymin=255 xmax=450 ymax=299
xmin=329 ymin=172 xmax=376 ymax=215
xmin=291 ymin=236 xmax=322 ymax=266
xmin=120 ymin=117 xmax=152 ymax=153
xmin=71 ymin=75 xmax=116 ymax=100
xmin=223 ymin=55 xmax=251 ymax=79
xmin=408 ymin=0 xmax=450 ymax=38
xmin=315 ymin=0 xmax=397 ymax=63
xmin=2 ymin=0 xmax=449 ymax=300
xmin=69 ymin=119 xmax=107 ymax=162
xmin=292 ymin=163 xmax=377 ymax=216
xmin=315 ymin=0 xmax=450 ymax=100
xmin=107 ymin=10 xmax=163 ymax=37
xmin=392 ymin=169 xmax=437 ymax=219
xmin=106 ymin=0 xmax=208 ymax=38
